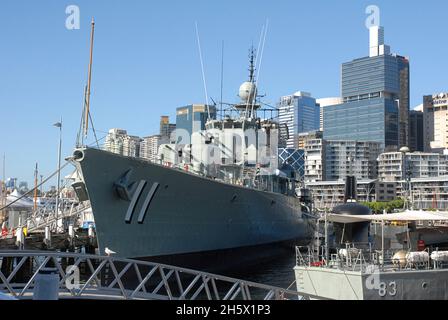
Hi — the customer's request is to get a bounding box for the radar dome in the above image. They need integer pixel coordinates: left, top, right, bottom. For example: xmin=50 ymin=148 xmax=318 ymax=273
xmin=239 ymin=81 xmax=257 ymax=103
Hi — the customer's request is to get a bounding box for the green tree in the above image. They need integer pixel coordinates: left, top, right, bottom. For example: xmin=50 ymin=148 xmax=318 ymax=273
xmin=360 ymin=199 xmax=405 ymax=214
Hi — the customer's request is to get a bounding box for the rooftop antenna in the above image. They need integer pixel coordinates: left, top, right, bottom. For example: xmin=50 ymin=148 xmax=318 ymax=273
xmin=195 ymin=22 xmax=211 ymax=120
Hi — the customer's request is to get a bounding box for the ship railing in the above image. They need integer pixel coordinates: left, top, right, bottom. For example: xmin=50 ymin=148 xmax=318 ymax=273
xmin=0 ymin=250 xmax=317 ymax=301
xmin=296 ymin=244 xmax=448 ymax=272
xmin=416 ymin=220 xmax=448 ymax=228
xmin=297 ymin=245 xmax=384 ymax=272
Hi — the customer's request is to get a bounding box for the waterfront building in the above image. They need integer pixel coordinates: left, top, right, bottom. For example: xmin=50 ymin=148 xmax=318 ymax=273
xmin=104 ymin=128 xmax=127 ymax=155
xmin=378 ymin=151 xmax=448 ymax=200
xmin=122 ymin=135 xmax=141 ymax=158
xmin=316 ymin=97 xmax=343 ymax=132
xmin=303 ymin=135 xmax=325 ymax=183
xmin=278 ymin=92 xmax=320 ymax=149
xmin=140 ymin=135 xmax=162 ymax=163
xmin=104 ymin=128 xmax=141 ymax=158
xmin=306 ymin=179 xmax=395 ymax=210
xmin=411 ymin=177 xmax=448 ymax=210
xmin=423 ymin=93 xmax=448 ymax=153
xmin=409 ymin=108 xmax=424 ymax=152
xmin=378 ymin=151 xmax=448 ymax=182
xmin=304 ymin=138 xmax=381 ymax=183
xmin=298 ymin=130 xmax=323 ymax=150
xmin=160 ymin=116 xmax=176 ymax=141
xmin=176 ymin=105 xmax=216 ymax=141
xmin=323 ymin=25 xmax=409 ymax=151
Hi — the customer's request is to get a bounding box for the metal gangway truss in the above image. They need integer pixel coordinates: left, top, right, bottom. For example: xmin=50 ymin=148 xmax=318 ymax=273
xmin=0 ymin=251 xmax=309 ymax=300
xmin=23 ymin=201 xmax=92 ymax=233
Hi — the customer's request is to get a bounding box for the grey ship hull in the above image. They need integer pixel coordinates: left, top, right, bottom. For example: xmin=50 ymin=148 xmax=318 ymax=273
xmin=74 ymin=148 xmax=315 ymax=261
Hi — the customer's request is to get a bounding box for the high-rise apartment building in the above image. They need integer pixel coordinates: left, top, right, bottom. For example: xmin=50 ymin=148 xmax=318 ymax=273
xmin=104 ymin=128 xmax=141 ymax=158
xmin=140 ymin=135 xmax=162 ymax=163
xmin=378 ymin=151 xmax=448 ymax=182
xmin=304 ymin=138 xmax=381 ymax=183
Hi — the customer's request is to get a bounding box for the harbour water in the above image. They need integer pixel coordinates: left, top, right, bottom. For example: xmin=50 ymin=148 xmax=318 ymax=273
xmin=219 ymin=250 xmax=297 ymax=289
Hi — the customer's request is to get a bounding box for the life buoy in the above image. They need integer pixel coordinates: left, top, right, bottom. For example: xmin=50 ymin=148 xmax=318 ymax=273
xmin=184 ymin=164 xmax=189 ymax=172
xmin=417 ymin=240 xmax=425 ymax=251
xmin=310 ymin=261 xmax=324 ymax=267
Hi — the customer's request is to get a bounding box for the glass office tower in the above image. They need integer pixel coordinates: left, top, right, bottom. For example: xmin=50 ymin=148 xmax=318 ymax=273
xmin=323 ymin=26 xmax=409 ymax=151
xmin=278 ymin=91 xmax=320 ymax=149
xmin=176 ymin=104 xmax=217 ymax=139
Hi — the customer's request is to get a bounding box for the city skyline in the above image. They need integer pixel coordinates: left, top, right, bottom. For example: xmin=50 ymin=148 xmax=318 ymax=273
xmin=1 ymin=0 xmax=447 ymax=185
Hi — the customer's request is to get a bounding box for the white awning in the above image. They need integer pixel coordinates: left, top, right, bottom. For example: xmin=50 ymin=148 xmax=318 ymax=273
xmin=6 ymin=189 xmax=34 ymax=208
xmin=326 ymin=210 xmax=448 ymax=224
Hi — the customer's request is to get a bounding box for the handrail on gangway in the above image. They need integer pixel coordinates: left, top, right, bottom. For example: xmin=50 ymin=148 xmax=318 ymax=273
xmin=0 ymin=250 xmax=316 ymax=300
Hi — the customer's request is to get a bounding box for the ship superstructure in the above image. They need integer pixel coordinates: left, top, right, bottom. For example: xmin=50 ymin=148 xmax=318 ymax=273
xmin=158 ymin=49 xmax=294 ymax=196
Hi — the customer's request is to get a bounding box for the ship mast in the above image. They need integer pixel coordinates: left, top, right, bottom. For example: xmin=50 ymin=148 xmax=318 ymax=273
xmin=235 ymin=47 xmax=259 ymax=120
xmin=33 ymin=163 xmax=38 ymax=211
xmin=248 ymin=47 xmax=256 ymax=84
xmin=84 ymin=18 xmax=95 ymax=138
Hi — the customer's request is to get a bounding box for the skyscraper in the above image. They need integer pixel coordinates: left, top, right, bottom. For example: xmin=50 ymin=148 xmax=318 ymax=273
xmin=175 ymin=104 xmax=216 ymax=139
xmin=409 ymin=107 xmax=424 ymax=152
xmin=278 ymin=92 xmax=320 ymax=149
xmin=323 ymin=25 xmax=410 ymax=151
xmin=316 ymin=97 xmax=343 ymax=131
xmin=159 ymin=116 xmax=176 ymax=141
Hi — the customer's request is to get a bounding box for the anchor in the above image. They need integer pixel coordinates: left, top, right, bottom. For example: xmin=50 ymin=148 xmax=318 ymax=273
xmin=113 ymin=169 xmax=137 ymax=201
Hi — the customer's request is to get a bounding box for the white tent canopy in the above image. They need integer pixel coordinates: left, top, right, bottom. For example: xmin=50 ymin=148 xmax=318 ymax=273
xmin=327 ymin=210 xmax=448 ymax=224
xmin=6 ymin=189 xmax=34 ymax=208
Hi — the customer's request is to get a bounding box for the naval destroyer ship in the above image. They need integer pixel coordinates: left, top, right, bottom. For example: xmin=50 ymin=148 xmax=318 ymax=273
xmin=71 ymin=47 xmax=316 ymax=265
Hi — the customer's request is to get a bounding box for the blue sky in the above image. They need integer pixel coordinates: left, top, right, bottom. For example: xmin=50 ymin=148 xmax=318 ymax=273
xmin=1 ymin=0 xmax=447 ymax=186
